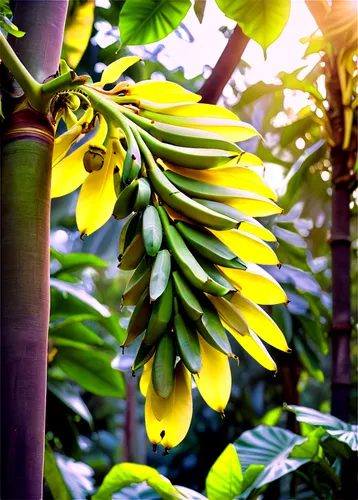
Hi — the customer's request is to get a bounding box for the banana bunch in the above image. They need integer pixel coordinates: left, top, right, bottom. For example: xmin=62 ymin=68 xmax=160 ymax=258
xmin=51 ymin=56 xmax=290 ymax=454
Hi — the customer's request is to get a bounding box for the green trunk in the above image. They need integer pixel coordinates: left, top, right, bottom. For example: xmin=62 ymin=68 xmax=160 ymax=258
xmin=1 ymin=1 xmax=68 ymax=497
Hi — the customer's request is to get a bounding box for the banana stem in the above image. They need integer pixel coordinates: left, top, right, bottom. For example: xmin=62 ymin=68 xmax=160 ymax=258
xmin=0 ymin=31 xmax=42 ymax=110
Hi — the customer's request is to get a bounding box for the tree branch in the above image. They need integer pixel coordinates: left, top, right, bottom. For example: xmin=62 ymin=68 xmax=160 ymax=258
xmin=198 ymin=24 xmax=249 ymax=105
xmin=304 ymin=0 xmax=330 ymax=34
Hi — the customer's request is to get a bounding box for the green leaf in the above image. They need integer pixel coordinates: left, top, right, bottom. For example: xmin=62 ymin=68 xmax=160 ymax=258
xmin=51 ymin=248 xmax=107 ymax=275
xmin=300 ymin=35 xmax=327 ymax=58
xmin=215 ymin=0 xmax=291 ymax=53
xmin=258 ymin=407 xmax=282 ymax=426
xmin=240 ymin=465 xmax=265 ymax=496
xmin=47 ymin=379 xmax=93 ymax=426
xmin=293 ymin=334 xmax=324 ymax=382
xmin=0 ymin=15 xmax=25 ymax=37
xmin=234 ymin=425 xmax=313 ymax=495
xmin=44 ymin=441 xmax=72 ymax=500
xmin=206 ymin=444 xmax=243 ymax=500
xmin=0 ymin=0 xmax=12 ymax=17
xmin=50 ymin=278 xmax=111 ymax=318
xmin=119 ymin=0 xmax=191 ymax=48
xmin=56 ymin=348 xmax=125 ymax=398
xmin=279 ymin=114 xmax=318 ymax=148
xmin=287 ymin=406 xmax=358 ymax=451
xmin=56 ymin=453 xmax=94 ymax=499
xmin=93 ymin=462 xmax=184 ymax=500
xmin=194 ymin=0 xmax=206 ymax=23
xmin=280 ymin=139 xmax=327 ymax=210
xmin=279 ymin=68 xmax=324 ymax=103
xmin=289 ymin=427 xmax=326 ymax=461
xmin=50 ymin=319 xmax=105 ymax=348
xmin=236 ymin=82 xmax=283 ymax=110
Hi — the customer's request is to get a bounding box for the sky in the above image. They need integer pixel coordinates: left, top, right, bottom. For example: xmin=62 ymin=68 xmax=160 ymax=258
xmin=96 ymin=0 xmax=319 ymax=84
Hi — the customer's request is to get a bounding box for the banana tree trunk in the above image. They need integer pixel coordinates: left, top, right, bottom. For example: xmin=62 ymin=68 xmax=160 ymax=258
xmin=1 ymin=2 xmax=68 ymax=498
xmin=325 ymin=58 xmax=351 ymax=421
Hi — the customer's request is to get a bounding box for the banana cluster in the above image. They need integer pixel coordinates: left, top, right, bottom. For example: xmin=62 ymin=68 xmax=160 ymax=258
xmin=51 ymin=56 xmax=290 ymax=454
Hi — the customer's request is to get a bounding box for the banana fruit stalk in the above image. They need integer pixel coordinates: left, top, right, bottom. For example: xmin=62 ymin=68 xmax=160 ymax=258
xmin=51 ymin=63 xmax=290 ymax=453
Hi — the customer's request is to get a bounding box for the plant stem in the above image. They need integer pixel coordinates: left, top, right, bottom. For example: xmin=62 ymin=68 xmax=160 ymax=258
xmin=0 ymin=32 xmax=42 ymax=109
xmin=198 ymin=24 xmax=250 ymax=105
xmin=0 ymin=1 xmax=68 ymax=498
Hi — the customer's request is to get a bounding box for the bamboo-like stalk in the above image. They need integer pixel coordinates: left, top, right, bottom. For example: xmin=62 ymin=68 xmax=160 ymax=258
xmin=0 ymin=1 xmax=68 ymax=497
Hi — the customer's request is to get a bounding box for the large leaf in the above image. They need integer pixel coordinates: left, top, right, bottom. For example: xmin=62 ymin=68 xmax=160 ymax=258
xmin=216 ymin=0 xmax=291 ymax=53
xmin=93 ymin=462 xmax=184 ymax=500
xmin=56 ymin=453 xmax=95 ymax=499
xmin=287 ymin=406 xmax=358 ymax=451
xmin=119 ymin=0 xmax=191 ymax=47
xmin=234 ymin=426 xmax=322 ymax=494
xmin=205 ymin=444 xmax=242 ymax=500
xmin=50 ymin=319 xmax=108 ymax=348
xmin=56 ymin=348 xmax=125 ymax=398
xmin=50 ymin=278 xmax=110 ymax=318
xmin=47 ymin=379 xmax=93 ymax=426
xmin=44 ymin=441 xmax=72 ymax=500
xmin=51 ymin=248 xmax=107 ymax=275
xmin=279 ymin=114 xmax=320 ymax=148
xmin=236 ymin=82 xmax=283 ymax=110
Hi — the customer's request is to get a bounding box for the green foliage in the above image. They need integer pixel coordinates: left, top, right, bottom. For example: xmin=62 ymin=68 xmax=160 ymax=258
xmin=93 ymin=462 xmax=185 ymax=499
xmin=118 ymin=0 xmax=191 ymax=48
xmin=215 ymin=0 xmax=290 ymax=54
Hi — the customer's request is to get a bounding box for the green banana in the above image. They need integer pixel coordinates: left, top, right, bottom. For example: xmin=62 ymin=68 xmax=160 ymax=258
xmin=118 ymin=232 xmax=146 ymax=271
xmin=157 ymin=206 xmax=230 ymax=296
xmin=144 ymin=279 xmax=173 ymax=346
xmin=142 ymin=205 xmax=163 ymax=257
xmin=132 ymin=338 xmax=156 ymax=374
xmin=136 ymin=125 xmax=238 ymax=169
xmin=133 ymin=177 xmax=151 ymax=212
xmin=119 ymin=212 xmax=142 ymax=256
xmin=165 ymin=170 xmax=273 ymax=204
xmin=122 ymin=257 xmax=152 ymax=306
xmin=149 ymin=249 xmax=171 ymax=302
xmin=121 ymin=291 xmax=151 ymax=348
xmin=121 ymin=107 xmax=242 ymax=154
xmin=148 ymin=165 xmax=238 ymax=230
xmin=113 ymin=180 xmax=138 ymax=219
xmin=122 ymin=126 xmax=142 ymax=184
xmin=172 ymin=270 xmax=203 ymax=321
xmin=174 ymin=302 xmax=202 ymax=374
xmin=175 ymin=221 xmax=247 ymax=270
xmin=195 ymin=256 xmax=236 ymax=292
xmin=152 ymin=333 xmax=176 ymax=399
xmin=196 ymin=295 xmax=234 ymax=357
xmin=194 ymin=199 xmax=266 ymax=228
